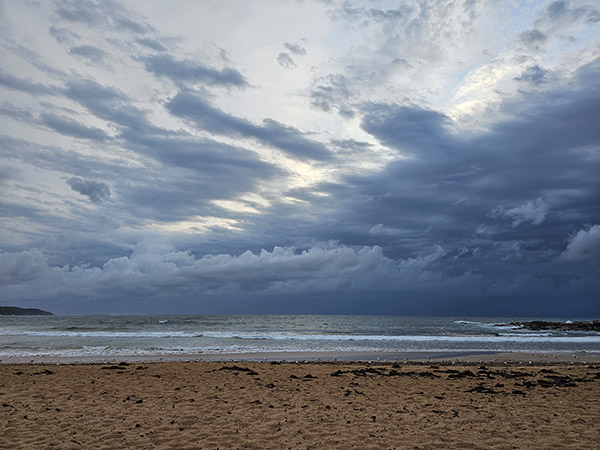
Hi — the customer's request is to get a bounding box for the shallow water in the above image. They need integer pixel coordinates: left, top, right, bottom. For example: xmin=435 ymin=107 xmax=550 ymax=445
xmin=1 ymin=314 xmax=598 ymax=359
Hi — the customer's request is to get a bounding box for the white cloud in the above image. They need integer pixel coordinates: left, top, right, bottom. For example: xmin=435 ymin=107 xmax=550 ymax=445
xmin=560 ymin=224 xmax=600 ymax=261
xmin=491 ymin=198 xmax=549 ymax=227
xmin=1 ymin=1 xmax=599 ymax=315
xmin=0 ymin=242 xmax=454 ymax=305
xmin=369 ymin=223 xmax=401 ymax=235
xmin=0 ymin=249 xmax=49 ymax=285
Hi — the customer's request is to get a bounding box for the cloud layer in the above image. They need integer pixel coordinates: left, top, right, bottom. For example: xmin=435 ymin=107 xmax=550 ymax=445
xmin=1 ymin=0 xmax=599 ymax=315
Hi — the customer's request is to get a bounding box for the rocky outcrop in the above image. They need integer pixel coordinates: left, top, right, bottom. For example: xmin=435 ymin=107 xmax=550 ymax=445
xmin=500 ymin=320 xmax=600 ymax=332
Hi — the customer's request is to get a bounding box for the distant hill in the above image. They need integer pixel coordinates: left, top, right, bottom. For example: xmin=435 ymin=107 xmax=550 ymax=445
xmin=0 ymin=306 xmax=53 ymax=316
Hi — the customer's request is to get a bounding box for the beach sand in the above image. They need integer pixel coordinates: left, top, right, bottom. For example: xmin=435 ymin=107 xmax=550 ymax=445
xmin=1 ymin=360 xmax=598 ymax=449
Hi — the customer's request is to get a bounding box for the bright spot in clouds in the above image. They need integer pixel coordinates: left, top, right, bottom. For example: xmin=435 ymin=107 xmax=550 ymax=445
xmin=0 ymin=0 xmax=599 ymax=315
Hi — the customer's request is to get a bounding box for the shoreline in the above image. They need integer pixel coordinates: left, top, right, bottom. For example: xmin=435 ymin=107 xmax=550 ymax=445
xmin=2 ymin=349 xmax=599 ymax=364
xmin=1 ymin=358 xmax=598 ymax=448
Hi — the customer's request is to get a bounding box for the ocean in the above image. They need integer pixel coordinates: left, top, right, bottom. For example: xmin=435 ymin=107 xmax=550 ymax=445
xmin=1 ymin=315 xmax=599 ymax=361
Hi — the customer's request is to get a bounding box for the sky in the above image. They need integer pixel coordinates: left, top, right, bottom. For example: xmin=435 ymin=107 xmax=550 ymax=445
xmin=0 ymin=0 xmax=599 ymax=316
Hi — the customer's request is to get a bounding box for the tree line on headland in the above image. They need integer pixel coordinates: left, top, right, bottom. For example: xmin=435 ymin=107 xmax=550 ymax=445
xmin=0 ymin=306 xmax=53 ymax=315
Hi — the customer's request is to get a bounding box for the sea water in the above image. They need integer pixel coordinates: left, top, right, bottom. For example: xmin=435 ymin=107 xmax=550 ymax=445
xmin=0 ymin=315 xmax=599 ymax=360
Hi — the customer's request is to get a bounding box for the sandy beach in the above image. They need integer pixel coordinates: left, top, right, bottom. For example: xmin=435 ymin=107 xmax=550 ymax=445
xmin=1 ymin=358 xmax=598 ymax=449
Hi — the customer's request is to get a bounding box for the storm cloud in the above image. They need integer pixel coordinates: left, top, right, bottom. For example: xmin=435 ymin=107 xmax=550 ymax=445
xmin=66 ymin=177 xmax=111 ymax=204
xmin=1 ymin=1 xmax=598 ymax=315
xmin=0 ymin=242 xmax=481 ymax=314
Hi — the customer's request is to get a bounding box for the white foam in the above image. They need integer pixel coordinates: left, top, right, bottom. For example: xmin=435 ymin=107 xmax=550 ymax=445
xmin=1 ymin=329 xmax=599 ymax=343
xmin=2 ymin=345 xmax=599 ymax=360
xmin=197 ymin=331 xmax=600 ymax=343
xmin=497 ymin=332 xmax=554 ymax=337
xmin=0 ymin=330 xmax=200 ymax=338
xmin=453 ymin=320 xmax=501 ymax=329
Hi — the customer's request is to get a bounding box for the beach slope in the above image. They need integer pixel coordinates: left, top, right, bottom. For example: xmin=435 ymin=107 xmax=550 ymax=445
xmin=1 ymin=361 xmax=598 ymax=449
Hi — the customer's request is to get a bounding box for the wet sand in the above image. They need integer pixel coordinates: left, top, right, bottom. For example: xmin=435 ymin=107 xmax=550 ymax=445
xmin=1 ymin=360 xmax=599 ymax=449
xmin=2 ymin=350 xmax=599 ymax=364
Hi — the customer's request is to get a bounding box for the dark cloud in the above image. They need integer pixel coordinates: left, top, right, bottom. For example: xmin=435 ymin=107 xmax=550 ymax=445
xmin=141 ymin=54 xmax=248 ymax=87
xmin=514 ymin=65 xmax=549 ymax=85
xmin=191 ymin=59 xmax=600 ymax=314
xmin=335 ymin=5 xmax=408 ymax=24
xmin=56 ymin=0 xmax=104 ymax=25
xmin=135 ymin=37 xmax=166 ymax=51
xmin=4 ymin=53 xmax=597 ymax=313
xmin=3 ymin=41 xmax=67 ymax=78
xmin=56 ymin=81 xmax=281 ymax=220
xmin=62 ymin=78 xmax=160 ymax=135
xmin=0 ymin=101 xmax=35 ymax=122
xmin=582 ymin=9 xmax=599 ymax=23
xmin=0 ymin=242 xmax=470 ymax=309
xmin=0 ymin=249 xmax=49 ymax=285
xmin=283 ymin=42 xmax=306 ymax=56
xmin=117 ymin=130 xmax=280 ymax=194
xmin=354 ymin=83 xmax=600 ymax=241
xmin=63 ymin=78 xmax=127 ymax=103
xmin=256 ymin=119 xmax=332 ymax=161
xmin=311 ymin=62 xmax=600 ymax=298
xmin=0 ymin=165 xmax=18 ymax=184
xmin=55 ymin=0 xmax=153 ymax=33
xmin=2 ymin=0 xmax=599 ymax=315
xmin=2 ymin=238 xmax=597 ymax=315
xmin=49 ymin=25 xmax=79 ymax=45
xmin=310 ymin=74 xmax=355 ymax=117
xmin=277 ymin=52 xmax=296 ymax=69
xmin=331 ymin=139 xmax=373 ymax=154
xmin=519 ymin=29 xmax=547 ymax=49
xmin=31 ymin=77 xmax=282 ymax=223
xmin=391 ymin=58 xmax=411 ymax=69
xmin=547 ymin=0 xmax=569 ymax=19
xmin=114 ymin=16 xmax=153 ymax=34
xmin=0 ymin=135 xmax=127 ymax=180
xmin=0 ymin=70 xmax=56 ymax=95
xmin=116 ymin=179 xmax=240 ymax=223
xmin=0 ymin=132 xmax=274 ymax=228
xmin=367 ymin=8 xmax=405 ymax=21
xmin=361 ymin=104 xmax=452 ymax=154
xmin=166 ymin=91 xmax=333 ymax=161
xmin=40 ymin=112 xmax=109 ymax=141
xmin=543 ymin=0 xmax=600 ymax=24
xmin=66 ymin=177 xmax=111 ymax=204
xmin=68 ymin=45 xmax=107 ymax=63
xmin=4 ymin=72 xmax=279 ymax=237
